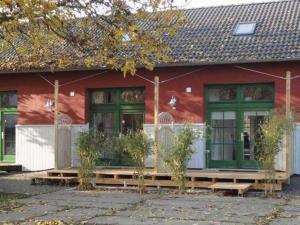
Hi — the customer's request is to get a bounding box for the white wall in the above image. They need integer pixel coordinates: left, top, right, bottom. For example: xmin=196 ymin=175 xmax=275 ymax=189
xmin=294 ymin=124 xmax=300 ymax=175
xmin=16 ymin=124 xmax=87 ymax=171
xmin=143 ymin=123 xmax=206 ymax=169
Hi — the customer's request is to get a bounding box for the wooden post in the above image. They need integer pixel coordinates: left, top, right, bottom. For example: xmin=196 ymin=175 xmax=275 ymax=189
xmin=54 ymin=80 xmax=59 ymax=170
xmin=285 ymin=71 xmax=291 ymax=177
xmin=154 ymin=76 xmax=159 ymax=173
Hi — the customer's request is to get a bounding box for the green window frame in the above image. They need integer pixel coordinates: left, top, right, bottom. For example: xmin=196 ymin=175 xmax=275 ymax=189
xmin=0 ymin=91 xmax=17 ymax=163
xmin=205 ymin=83 xmax=274 ymax=169
xmin=89 ymin=87 xmax=145 ymax=135
xmin=206 ymin=83 xmax=274 ymax=106
xmin=89 ymin=87 xmax=145 ymax=166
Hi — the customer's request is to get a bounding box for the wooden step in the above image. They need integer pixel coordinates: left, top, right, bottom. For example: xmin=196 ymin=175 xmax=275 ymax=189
xmin=32 ymin=176 xmax=78 ymax=185
xmin=209 ymin=182 xmax=253 ymax=195
xmin=0 ymin=164 xmax=22 ymax=172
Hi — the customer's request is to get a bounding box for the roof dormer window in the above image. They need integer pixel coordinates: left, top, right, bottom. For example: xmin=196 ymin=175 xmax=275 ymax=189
xmin=234 ymin=22 xmax=256 ymax=35
xmin=122 ymin=33 xmax=131 ymax=42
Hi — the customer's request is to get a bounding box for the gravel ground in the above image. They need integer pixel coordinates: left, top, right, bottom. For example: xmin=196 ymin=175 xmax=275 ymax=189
xmin=0 ymin=188 xmax=299 ymax=225
xmin=282 ymin=175 xmax=300 ymax=197
xmin=0 ymin=172 xmax=300 ymax=224
xmin=0 ymin=171 xmax=66 ymax=195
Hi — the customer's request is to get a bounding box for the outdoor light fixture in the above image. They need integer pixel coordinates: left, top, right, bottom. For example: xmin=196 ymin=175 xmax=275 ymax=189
xmin=168 ymin=96 xmax=177 ymax=109
xmin=186 ymin=87 xmax=192 ymax=93
xmin=45 ymin=98 xmax=54 ymax=112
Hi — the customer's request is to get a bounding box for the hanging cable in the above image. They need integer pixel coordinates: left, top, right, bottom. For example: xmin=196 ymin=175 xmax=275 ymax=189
xmin=39 ymin=75 xmax=55 ymax=86
xmin=159 ymin=66 xmax=209 ymax=84
xmin=59 ymin=70 xmax=109 ymax=87
xmin=135 ymin=73 xmax=155 ymax=84
xmin=234 ymin=65 xmax=286 ymax=80
xmin=39 ymin=64 xmax=300 ymax=88
xmin=291 ymin=74 xmax=300 ymax=80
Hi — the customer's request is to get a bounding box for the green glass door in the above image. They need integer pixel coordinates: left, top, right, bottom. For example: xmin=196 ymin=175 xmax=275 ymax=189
xmin=240 ymin=110 xmax=268 ymax=168
xmin=208 ymin=111 xmax=238 ymax=168
xmin=89 ymin=88 xmax=145 ymax=166
xmin=206 ymin=84 xmax=274 ymax=169
xmin=1 ymin=112 xmax=17 ymax=162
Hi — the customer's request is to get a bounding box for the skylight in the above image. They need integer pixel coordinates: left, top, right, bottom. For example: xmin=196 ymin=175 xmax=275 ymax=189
xmin=234 ymin=22 xmax=256 ymax=35
xmin=122 ymin=33 xmax=131 ymax=42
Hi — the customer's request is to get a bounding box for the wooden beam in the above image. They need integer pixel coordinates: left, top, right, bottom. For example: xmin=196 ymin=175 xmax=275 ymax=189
xmin=285 ymin=71 xmax=291 ymax=176
xmin=54 ymin=80 xmax=59 ymax=170
xmin=154 ymin=76 xmax=159 ymax=173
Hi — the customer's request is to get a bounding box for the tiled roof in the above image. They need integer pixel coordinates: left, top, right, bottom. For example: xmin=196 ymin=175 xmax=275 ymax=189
xmin=1 ymin=0 xmax=300 ymax=71
xmin=167 ymin=0 xmax=300 ymax=65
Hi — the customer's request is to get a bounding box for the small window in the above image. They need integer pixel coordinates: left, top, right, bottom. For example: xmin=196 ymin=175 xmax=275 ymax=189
xmin=208 ymin=87 xmax=237 ymax=102
xmin=0 ymin=92 xmax=17 ymax=107
xmin=91 ymin=91 xmax=116 ymax=104
xmin=234 ymin=22 xmax=256 ymax=35
xmin=243 ymin=86 xmax=273 ymax=101
xmin=121 ymin=89 xmax=145 ymax=103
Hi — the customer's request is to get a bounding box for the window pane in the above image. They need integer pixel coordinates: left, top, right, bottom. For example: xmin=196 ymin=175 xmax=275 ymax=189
xmin=1 ymin=92 xmax=17 ymax=107
xmin=3 ymin=114 xmax=17 ymax=155
xmin=224 ymin=145 xmax=235 ymax=160
xmin=121 ymin=89 xmax=145 ymax=103
xmin=243 ymin=86 xmax=273 ymax=101
xmin=93 ymin=112 xmax=114 ymax=136
xmin=121 ymin=113 xmax=144 ymax=133
xmin=224 ymin=112 xmax=236 ymax=127
xmin=208 ymin=88 xmax=236 ymax=102
xmin=92 ymin=91 xmax=115 ymax=104
xmin=211 ymin=128 xmax=223 ymax=144
xmin=224 ymin=128 xmax=235 ymax=144
xmin=212 ymin=112 xmax=223 ymax=127
xmin=211 ymin=145 xmax=223 ymax=160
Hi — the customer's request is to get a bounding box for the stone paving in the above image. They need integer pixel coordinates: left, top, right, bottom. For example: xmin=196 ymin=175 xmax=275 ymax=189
xmin=0 ymin=188 xmax=299 ymax=225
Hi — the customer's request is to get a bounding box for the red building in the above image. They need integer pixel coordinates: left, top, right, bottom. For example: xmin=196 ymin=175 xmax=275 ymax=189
xmin=0 ymin=0 xmax=300 ymax=173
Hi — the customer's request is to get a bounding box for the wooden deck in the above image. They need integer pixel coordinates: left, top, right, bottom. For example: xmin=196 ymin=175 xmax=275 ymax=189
xmin=32 ymin=168 xmax=289 ymax=192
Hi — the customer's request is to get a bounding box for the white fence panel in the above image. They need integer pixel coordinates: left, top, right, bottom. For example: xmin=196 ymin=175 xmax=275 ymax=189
xmin=16 ymin=125 xmax=54 ymax=171
xmin=143 ymin=123 xmax=205 ymax=169
xmin=71 ymin=124 xmax=89 ymax=167
xmin=16 ymin=124 xmax=87 ymax=171
xmin=294 ymin=124 xmax=300 ymax=175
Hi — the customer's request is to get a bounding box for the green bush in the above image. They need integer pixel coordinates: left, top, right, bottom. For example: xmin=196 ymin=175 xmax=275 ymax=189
xmin=121 ymin=130 xmax=151 ymax=194
xmin=163 ymin=125 xmax=197 ymax=193
xmin=77 ymin=130 xmax=107 ymax=190
xmin=256 ymin=111 xmax=293 ymax=195
xmin=96 ymin=136 xmax=134 ymax=167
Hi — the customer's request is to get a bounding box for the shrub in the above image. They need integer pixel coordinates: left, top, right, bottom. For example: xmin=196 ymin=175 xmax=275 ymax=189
xmin=256 ymin=111 xmax=293 ymax=195
xmin=77 ymin=130 xmax=107 ymax=190
xmin=121 ymin=130 xmax=151 ymax=194
xmin=162 ymin=125 xmax=197 ymax=193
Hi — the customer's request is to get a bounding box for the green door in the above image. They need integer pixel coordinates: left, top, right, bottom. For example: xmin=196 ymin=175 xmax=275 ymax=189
xmin=0 ymin=111 xmax=17 ymax=162
xmin=207 ymin=110 xmax=238 ymax=168
xmin=206 ymin=84 xmax=274 ymax=169
xmin=89 ymin=88 xmax=145 ymax=166
xmin=240 ymin=110 xmax=269 ymax=169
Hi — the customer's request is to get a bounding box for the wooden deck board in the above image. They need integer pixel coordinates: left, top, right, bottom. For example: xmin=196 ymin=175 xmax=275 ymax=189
xmin=210 ymin=182 xmax=253 ymax=195
xmin=35 ymin=168 xmax=289 ymax=191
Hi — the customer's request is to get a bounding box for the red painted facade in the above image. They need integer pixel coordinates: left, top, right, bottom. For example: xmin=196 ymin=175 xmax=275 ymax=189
xmin=1 ymin=61 xmax=300 ymax=125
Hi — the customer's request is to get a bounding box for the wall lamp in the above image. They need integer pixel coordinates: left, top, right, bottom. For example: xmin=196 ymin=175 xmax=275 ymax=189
xmin=168 ymin=96 xmax=177 ymax=110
